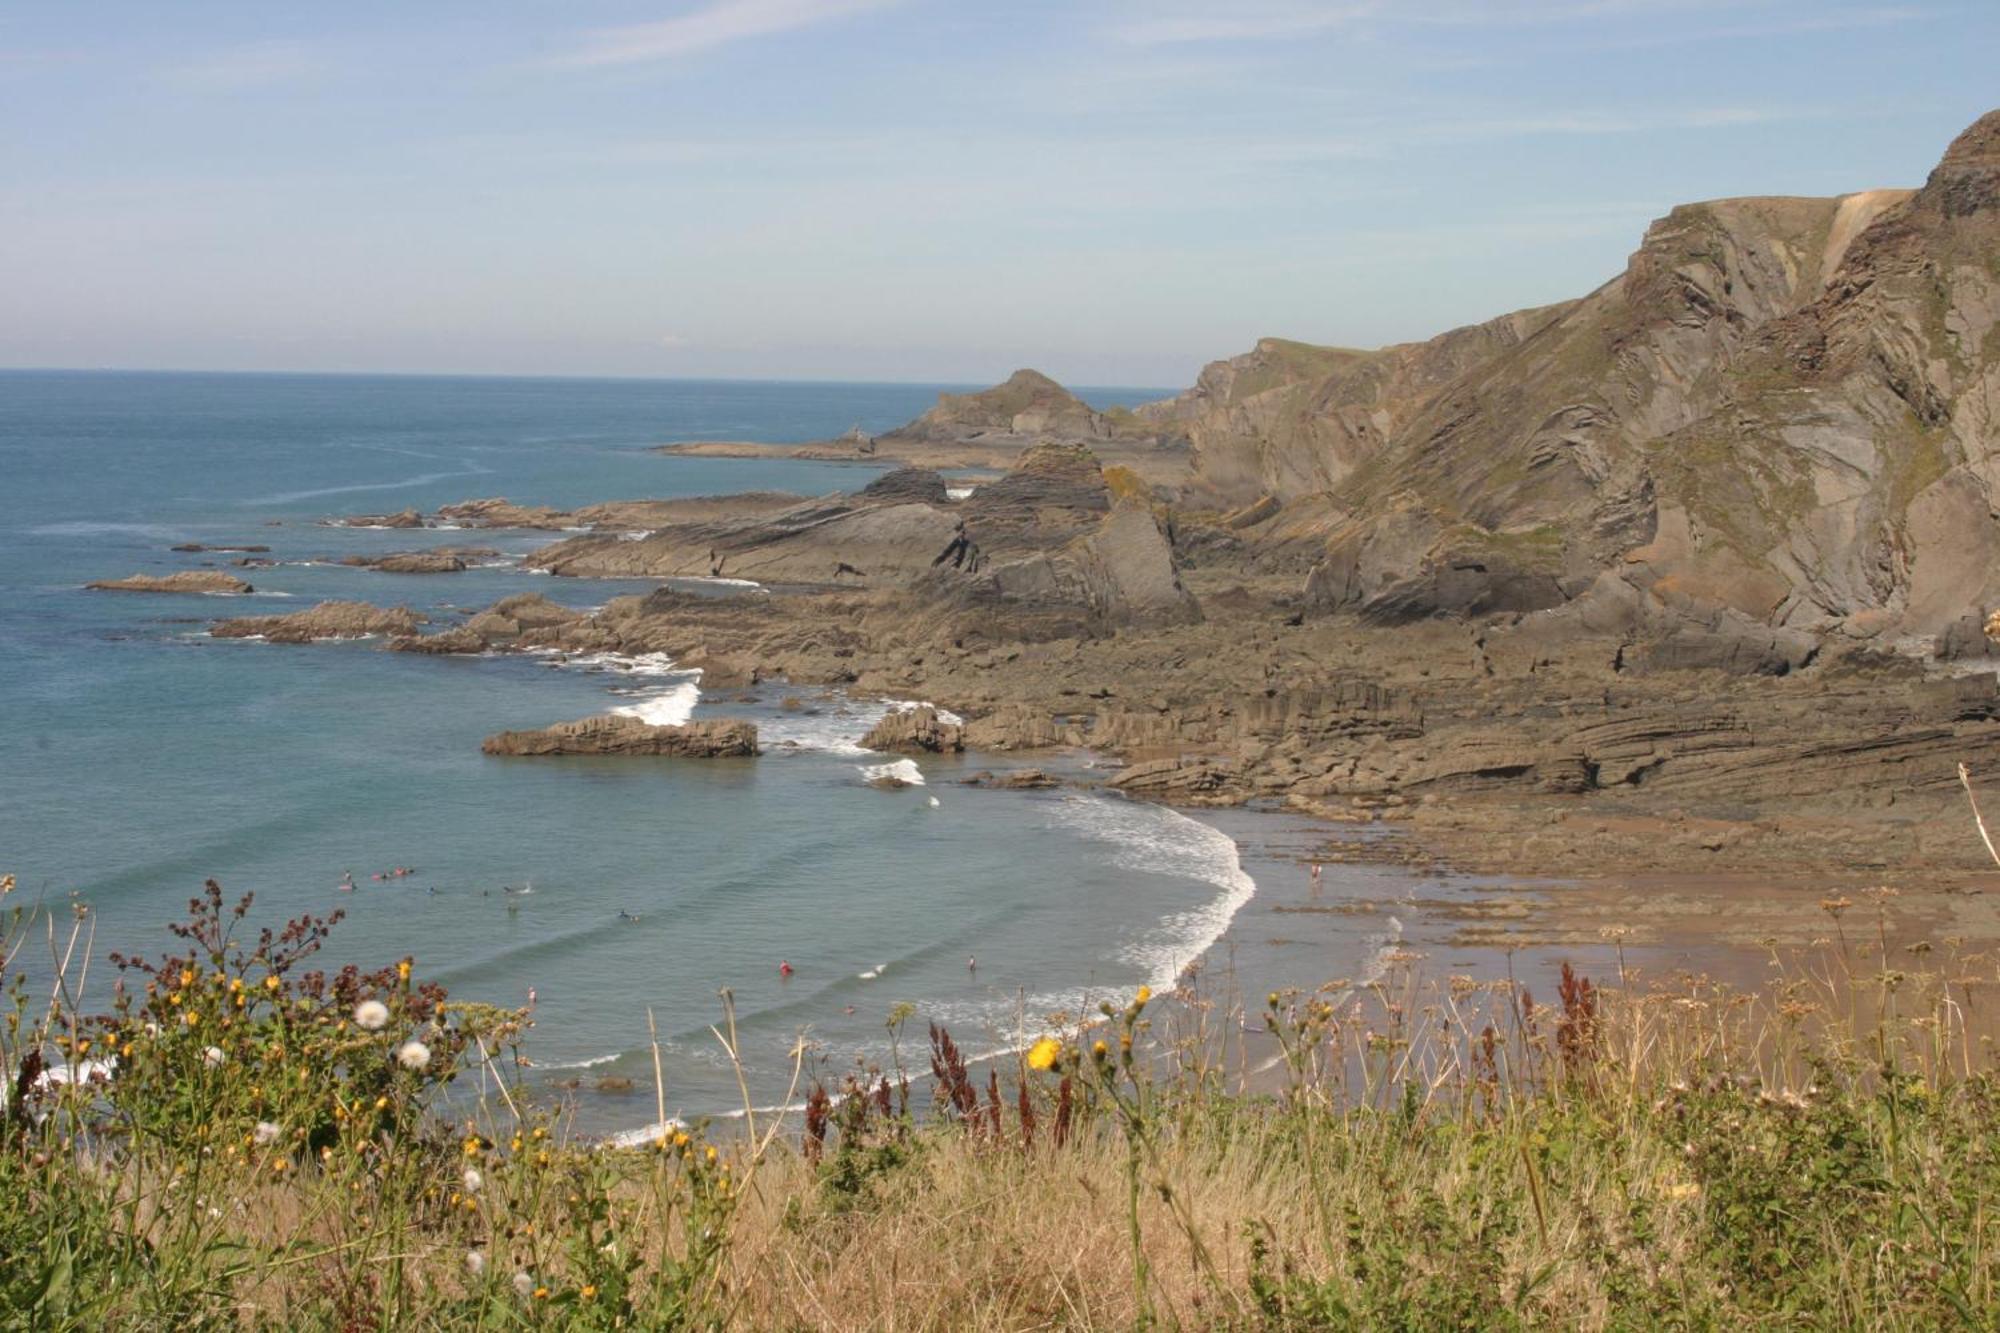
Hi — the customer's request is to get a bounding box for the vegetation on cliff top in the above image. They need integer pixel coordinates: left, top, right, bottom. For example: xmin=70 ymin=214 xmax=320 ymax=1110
xmin=4 ymin=871 xmax=1999 ymax=1328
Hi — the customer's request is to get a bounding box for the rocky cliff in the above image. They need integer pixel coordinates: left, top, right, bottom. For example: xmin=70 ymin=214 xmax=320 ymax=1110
xmin=1174 ymin=111 xmax=2000 ymax=650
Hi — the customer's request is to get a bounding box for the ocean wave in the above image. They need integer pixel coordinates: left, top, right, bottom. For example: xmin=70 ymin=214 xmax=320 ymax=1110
xmin=857 ymin=758 xmax=925 ymax=787
xmin=945 ymin=486 xmax=976 ymax=500
xmin=239 ymin=461 xmax=491 ymax=506
xmin=612 ymin=678 xmax=700 ymax=728
xmin=1043 ymin=796 xmax=1257 ymax=994
xmin=761 ymin=695 xmax=963 ymax=756
xmin=31 ymin=521 xmax=189 ymax=539
xmin=533 ymin=1052 xmax=623 ymax=1071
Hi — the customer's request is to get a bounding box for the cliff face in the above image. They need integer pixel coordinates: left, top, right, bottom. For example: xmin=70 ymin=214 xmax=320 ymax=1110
xmin=1182 ymin=110 xmax=2000 ymax=642
xmin=1142 ymin=307 xmax=1573 ymax=507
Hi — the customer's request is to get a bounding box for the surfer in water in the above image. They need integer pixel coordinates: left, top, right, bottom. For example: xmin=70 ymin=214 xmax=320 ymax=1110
xmin=618 ymin=909 xmax=640 ymax=923
xmin=338 ymin=870 xmax=355 ymax=892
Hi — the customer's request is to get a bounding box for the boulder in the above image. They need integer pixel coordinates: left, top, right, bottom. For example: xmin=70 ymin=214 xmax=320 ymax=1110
xmin=860 ymin=705 xmax=965 ymax=753
xmin=481 ymin=716 xmax=759 ymax=757
xmin=88 ymin=571 xmax=253 ymax=595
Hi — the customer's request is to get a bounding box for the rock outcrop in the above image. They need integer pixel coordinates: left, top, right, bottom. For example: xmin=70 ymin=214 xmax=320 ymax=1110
xmin=341 ymin=551 xmax=468 ymax=574
xmin=481 ymin=716 xmax=758 ymax=758
xmin=530 ymin=447 xmax=1199 ymax=629
xmin=885 ymin=369 xmax=1112 ymax=444
xmin=88 ymin=571 xmax=253 ymax=595
xmin=388 ymin=593 xmax=590 ymax=654
xmin=210 ymin=601 xmax=424 ymax=643
xmin=860 ymin=706 xmax=965 ymax=753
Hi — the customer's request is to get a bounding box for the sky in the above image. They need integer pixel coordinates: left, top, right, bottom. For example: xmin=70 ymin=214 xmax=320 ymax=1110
xmin=2 ymin=1 xmax=1994 ymax=388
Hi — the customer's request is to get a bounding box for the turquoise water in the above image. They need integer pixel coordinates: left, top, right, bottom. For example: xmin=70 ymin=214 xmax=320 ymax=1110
xmin=0 ymin=370 xmax=1279 ymax=1134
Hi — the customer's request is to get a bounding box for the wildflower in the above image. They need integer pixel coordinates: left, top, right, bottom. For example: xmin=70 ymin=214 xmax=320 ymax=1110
xmin=582 ymin=1285 xmax=598 ymax=1301
xmin=1092 ymin=1039 xmax=1110 ymax=1060
xmin=354 ymin=1000 xmax=390 ymax=1031
xmin=1133 ymin=985 xmax=1152 ymax=1007
xmin=395 ymin=1040 xmax=431 ymax=1071
xmin=463 ymin=1166 xmax=483 ymax=1193
xmin=465 ymin=1250 xmax=486 ymax=1277
xmin=253 ymin=1121 xmax=281 ymax=1146
xmin=397 ymin=959 xmax=412 ymax=983
xmin=1026 ymin=1036 xmax=1062 ymax=1071
xmin=513 ymin=1271 xmax=534 ymax=1299
xmin=202 ymin=1046 xmax=225 ymax=1068
xmin=264 ymin=974 xmax=280 ymax=992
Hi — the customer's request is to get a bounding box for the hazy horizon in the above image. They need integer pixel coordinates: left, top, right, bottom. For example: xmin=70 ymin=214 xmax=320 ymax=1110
xmin=4 ymin=1 xmax=1994 ymax=386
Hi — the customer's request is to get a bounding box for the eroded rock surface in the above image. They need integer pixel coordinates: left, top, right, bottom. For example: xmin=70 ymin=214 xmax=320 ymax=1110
xmin=481 ymin=716 xmax=758 ymax=758
xmin=89 ymin=571 xmax=253 ymax=595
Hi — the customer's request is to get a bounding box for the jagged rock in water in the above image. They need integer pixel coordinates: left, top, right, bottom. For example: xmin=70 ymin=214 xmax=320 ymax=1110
xmin=88 ymin=571 xmax=253 ymax=595
xmin=210 ymin=600 xmax=424 ymax=643
xmin=340 ymin=551 xmax=467 ymax=573
xmin=481 ymin=716 xmax=758 ymax=757
xmin=860 ymin=705 xmax=964 ymax=753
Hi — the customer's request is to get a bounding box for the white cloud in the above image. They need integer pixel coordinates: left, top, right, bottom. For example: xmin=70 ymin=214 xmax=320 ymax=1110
xmin=1111 ymin=3 xmax=1376 ymax=45
xmin=160 ymin=40 xmax=320 ymax=91
xmin=556 ymin=0 xmax=904 ymax=67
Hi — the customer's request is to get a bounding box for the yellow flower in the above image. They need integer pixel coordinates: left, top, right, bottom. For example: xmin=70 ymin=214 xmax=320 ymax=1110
xmin=533 ymin=1286 xmax=549 ymax=1301
xmin=581 ymin=1285 xmax=598 ymax=1301
xmin=397 ymin=960 xmax=412 ymax=983
xmin=1026 ymin=1037 xmax=1062 ymax=1071
xmin=1134 ymin=985 xmax=1152 ymax=1007
xmin=1092 ymin=1039 xmax=1109 ymax=1059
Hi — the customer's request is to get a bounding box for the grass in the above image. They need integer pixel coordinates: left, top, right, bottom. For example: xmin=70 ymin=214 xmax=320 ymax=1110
xmin=5 ymin=869 xmax=2000 ymax=1329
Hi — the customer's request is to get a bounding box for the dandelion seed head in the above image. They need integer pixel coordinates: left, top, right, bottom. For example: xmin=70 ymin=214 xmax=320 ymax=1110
xmin=395 ymin=1039 xmax=431 ymax=1071
xmin=465 ymin=1250 xmax=485 ymax=1277
xmin=202 ymin=1046 xmax=225 ymax=1068
xmin=253 ymin=1121 xmax=281 ymax=1146
xmin=354 ymin=1000 xmax=390 ymax=1031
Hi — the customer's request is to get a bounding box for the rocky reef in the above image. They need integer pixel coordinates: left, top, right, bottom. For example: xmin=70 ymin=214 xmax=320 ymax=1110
xmin=481 ymin=716 xmax=758 ymax=758
xmin=88 ymin=571 xmax=253 ymax=595
xmin=859 ymin=705 xmax=964 ymax=754
xmin=210 ymin=601 xmax=424 ymax=643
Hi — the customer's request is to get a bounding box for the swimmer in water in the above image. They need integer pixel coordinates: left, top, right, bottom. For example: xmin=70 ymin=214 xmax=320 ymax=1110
xmin=338 ymin=870 xmax=355 ymax=892
xmin=778 ymin=960 xmax=794 ymax=978
xmin=968 ymin=955 xmax=977 ymax=973
xmin=618 ymin=909 xmax=640 ymax=923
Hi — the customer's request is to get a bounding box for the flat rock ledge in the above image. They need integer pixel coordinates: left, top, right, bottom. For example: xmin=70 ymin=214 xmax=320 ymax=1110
xmin=482 ymin=715 xmax=759 ymax=758
xmin=88 ymin=571 xmax=253 ymax=595
xmin=859 ymin=705 xmax=965 ymax=753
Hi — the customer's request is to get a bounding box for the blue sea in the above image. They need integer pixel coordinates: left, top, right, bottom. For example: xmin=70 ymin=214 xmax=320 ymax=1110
xmin=1 ymin=370 xmax=1472 ymax=1135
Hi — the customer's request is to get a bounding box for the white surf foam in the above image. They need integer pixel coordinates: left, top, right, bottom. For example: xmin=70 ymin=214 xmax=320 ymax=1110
xmin=762 ymin=696 xmax=964 ymax=756
xmin=858 ymin=758 xmax=925 ymax=787
xmin=945 ymin=486 xmax=976 ymax=501
xmin=612 ymin=678 xmax=701 ymax=727
xmin=1043 ymin=796 xmax=1257 ymax=994
xmin=534 ymin=1052 xmax=622 ymax=1071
